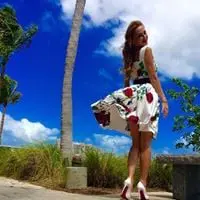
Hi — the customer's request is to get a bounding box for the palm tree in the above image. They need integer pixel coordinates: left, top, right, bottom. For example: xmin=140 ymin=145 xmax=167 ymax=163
xmin=0 ymin=5 xmax=37 ymax=83
xmin=0 ymin=75 xmax=22 ymax=144
xmin=61 ymin=0 xmax=86 ymax=166
xmin=0 ymin=5 xmax=36 ymax=144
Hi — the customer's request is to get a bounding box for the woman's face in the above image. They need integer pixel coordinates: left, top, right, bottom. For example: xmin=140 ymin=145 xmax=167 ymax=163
xmin=133 ymin=25 xmax=148 ymax=47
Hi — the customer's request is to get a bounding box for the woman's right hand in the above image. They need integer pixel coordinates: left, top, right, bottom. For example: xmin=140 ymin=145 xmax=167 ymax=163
xmin=161 ymin=101 xmax=169 ymax=118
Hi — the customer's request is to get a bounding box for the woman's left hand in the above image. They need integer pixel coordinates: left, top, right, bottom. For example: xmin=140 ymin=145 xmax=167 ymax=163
xmin=162 ymin=101 xmax=169 ymax=117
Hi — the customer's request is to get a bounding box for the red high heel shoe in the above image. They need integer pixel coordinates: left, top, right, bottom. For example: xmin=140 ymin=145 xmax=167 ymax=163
xmin=120 ymin=178 xmax=132 ymax=200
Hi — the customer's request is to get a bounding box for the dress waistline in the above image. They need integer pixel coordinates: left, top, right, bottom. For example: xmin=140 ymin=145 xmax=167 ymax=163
xmin=133 ymin=77 xmax=151 ymax=85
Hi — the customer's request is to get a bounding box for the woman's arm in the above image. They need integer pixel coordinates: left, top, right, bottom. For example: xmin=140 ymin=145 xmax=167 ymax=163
xmin=144 ymin=47 xmax=167 ymax=103
xmin=123 ymin=65 xmax=131 ymax=87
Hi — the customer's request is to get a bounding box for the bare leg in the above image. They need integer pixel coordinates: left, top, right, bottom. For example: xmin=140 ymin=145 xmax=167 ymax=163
xmin=127 ymin=122 xmax=140 ymax=191
xmin=139 ymin=131 xmax=152 ymax=187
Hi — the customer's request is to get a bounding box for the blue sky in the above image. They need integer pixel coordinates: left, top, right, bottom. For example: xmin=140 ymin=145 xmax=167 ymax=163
xmin=0 ymin=0 xmax=199 ymax=155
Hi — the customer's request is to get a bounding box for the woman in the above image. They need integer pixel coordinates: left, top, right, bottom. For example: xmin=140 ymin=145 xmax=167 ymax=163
xmin=91 ymin=20 xmax=168 ymax=200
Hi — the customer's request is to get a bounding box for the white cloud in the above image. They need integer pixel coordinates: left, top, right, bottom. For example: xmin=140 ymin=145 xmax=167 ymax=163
xmin=0 ymin=112 xmax=59 ymax=145
xmin=41 ymin=11 xmax=56 ymax=32
xmin=162 ymin=147 xmax=170 ymax=155
xmin=152 ymin=146 xmax=171 ymax=156
xmin=93 ymin=133 xmax=131 ymax=153
xmin=175 ymin=132 xmax=197 ymax=149
xmin=60 ymin=0 xmax=76 ymax=20
xmin=98 ymin=68 xmax=113 ymax=81
xmin=84 ymin=137 xmax=92 ymax=144
xmin=176 ymin=136 xmax=188 ymax=146
xmin=60 ymin=0 xmax=200 ymax=79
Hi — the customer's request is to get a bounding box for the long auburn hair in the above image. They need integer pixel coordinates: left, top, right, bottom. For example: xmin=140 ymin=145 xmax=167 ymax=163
xmin=122 ymin=20 xmax=144 ymax=78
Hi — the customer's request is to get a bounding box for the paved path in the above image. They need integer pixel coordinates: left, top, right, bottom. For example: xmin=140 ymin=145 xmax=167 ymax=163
xmin=0 ymin=177 xmax=174 ymax=200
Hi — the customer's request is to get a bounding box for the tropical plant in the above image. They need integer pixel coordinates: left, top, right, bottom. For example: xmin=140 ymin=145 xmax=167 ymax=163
xmin=0 ymin=4 xmax=37 ymax=144
xmin=0 ymin=75 xmax=21 ymax=144
xmin=0 ymin=4 xmax=38 ymax=77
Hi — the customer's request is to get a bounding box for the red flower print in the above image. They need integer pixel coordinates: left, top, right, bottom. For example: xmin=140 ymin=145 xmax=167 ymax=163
xmin=128 ymin=115 xmax=139 ymax=124
xmin=123 ymin=88 xmax=133 ymax=98
xmin=146 ymin=92 xmax=153 ymax=103
xmin=94 ymin=111 xmax=110 ymax=127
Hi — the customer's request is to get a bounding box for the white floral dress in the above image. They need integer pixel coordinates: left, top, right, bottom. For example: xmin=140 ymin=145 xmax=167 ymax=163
xmin=91 ymin=46 xmax=160 ymax=139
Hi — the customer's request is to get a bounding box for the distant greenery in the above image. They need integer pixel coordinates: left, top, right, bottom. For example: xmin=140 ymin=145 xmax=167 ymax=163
xmin=0 ymin=144 xmax=172 ymax=191
xmin=168 ymin=78 xmax=200 ymax=152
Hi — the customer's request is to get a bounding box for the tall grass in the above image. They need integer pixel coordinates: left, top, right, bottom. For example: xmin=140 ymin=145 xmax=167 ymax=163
xmin=83 ymin=146 xmax=127 ymax=188
xmin=82 ymin=146 xmax=172 ymax=191
xmin=0 ymin=144 xmax=67 ymax=188
xmin=0 ymin=144 xmax=172 ymax=191
xmin=148 ymin=158 xmax=172 ymax=191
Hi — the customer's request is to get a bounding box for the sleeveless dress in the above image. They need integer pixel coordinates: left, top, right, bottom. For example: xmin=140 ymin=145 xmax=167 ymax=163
xmin=91 ymin=45 xmax=160 ymax=139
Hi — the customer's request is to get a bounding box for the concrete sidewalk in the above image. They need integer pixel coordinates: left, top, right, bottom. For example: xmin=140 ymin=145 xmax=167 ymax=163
xmin=0 ymin=177 xmax=174 ymax=200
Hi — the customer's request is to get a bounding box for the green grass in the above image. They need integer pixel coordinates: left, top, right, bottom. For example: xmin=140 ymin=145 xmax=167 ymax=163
xmin=82 ymin=146 xmax=172 ymax=191
xmin=148 ymin=158 xmax=172 ymax=191
xmin=83 ymin=146 xmax=128 ymax=188
xmin=0 ymin=144 xmax=67 ymax=188
xmin=0 ymin=144 xmax=172 ymax=191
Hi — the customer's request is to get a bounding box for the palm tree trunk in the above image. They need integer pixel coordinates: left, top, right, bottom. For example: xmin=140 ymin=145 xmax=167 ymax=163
xmin=61 ymin=0 xmax=86 ymax=166
xmin=0 ymin=105 xmax=7 ymax=145
xmin=1 ymin=57 xmax=8 ymax=77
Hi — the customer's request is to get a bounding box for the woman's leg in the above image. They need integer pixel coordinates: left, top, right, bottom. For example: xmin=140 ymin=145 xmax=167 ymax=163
xmin=127 ymin=122 xmax=140 ymax=190
xmin=139 ymin=131 xmax=153 ymax=186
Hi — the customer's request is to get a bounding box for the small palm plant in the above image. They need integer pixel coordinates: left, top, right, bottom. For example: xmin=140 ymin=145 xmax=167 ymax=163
xmin=0 ymin=75 xmax=22 ymax=144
